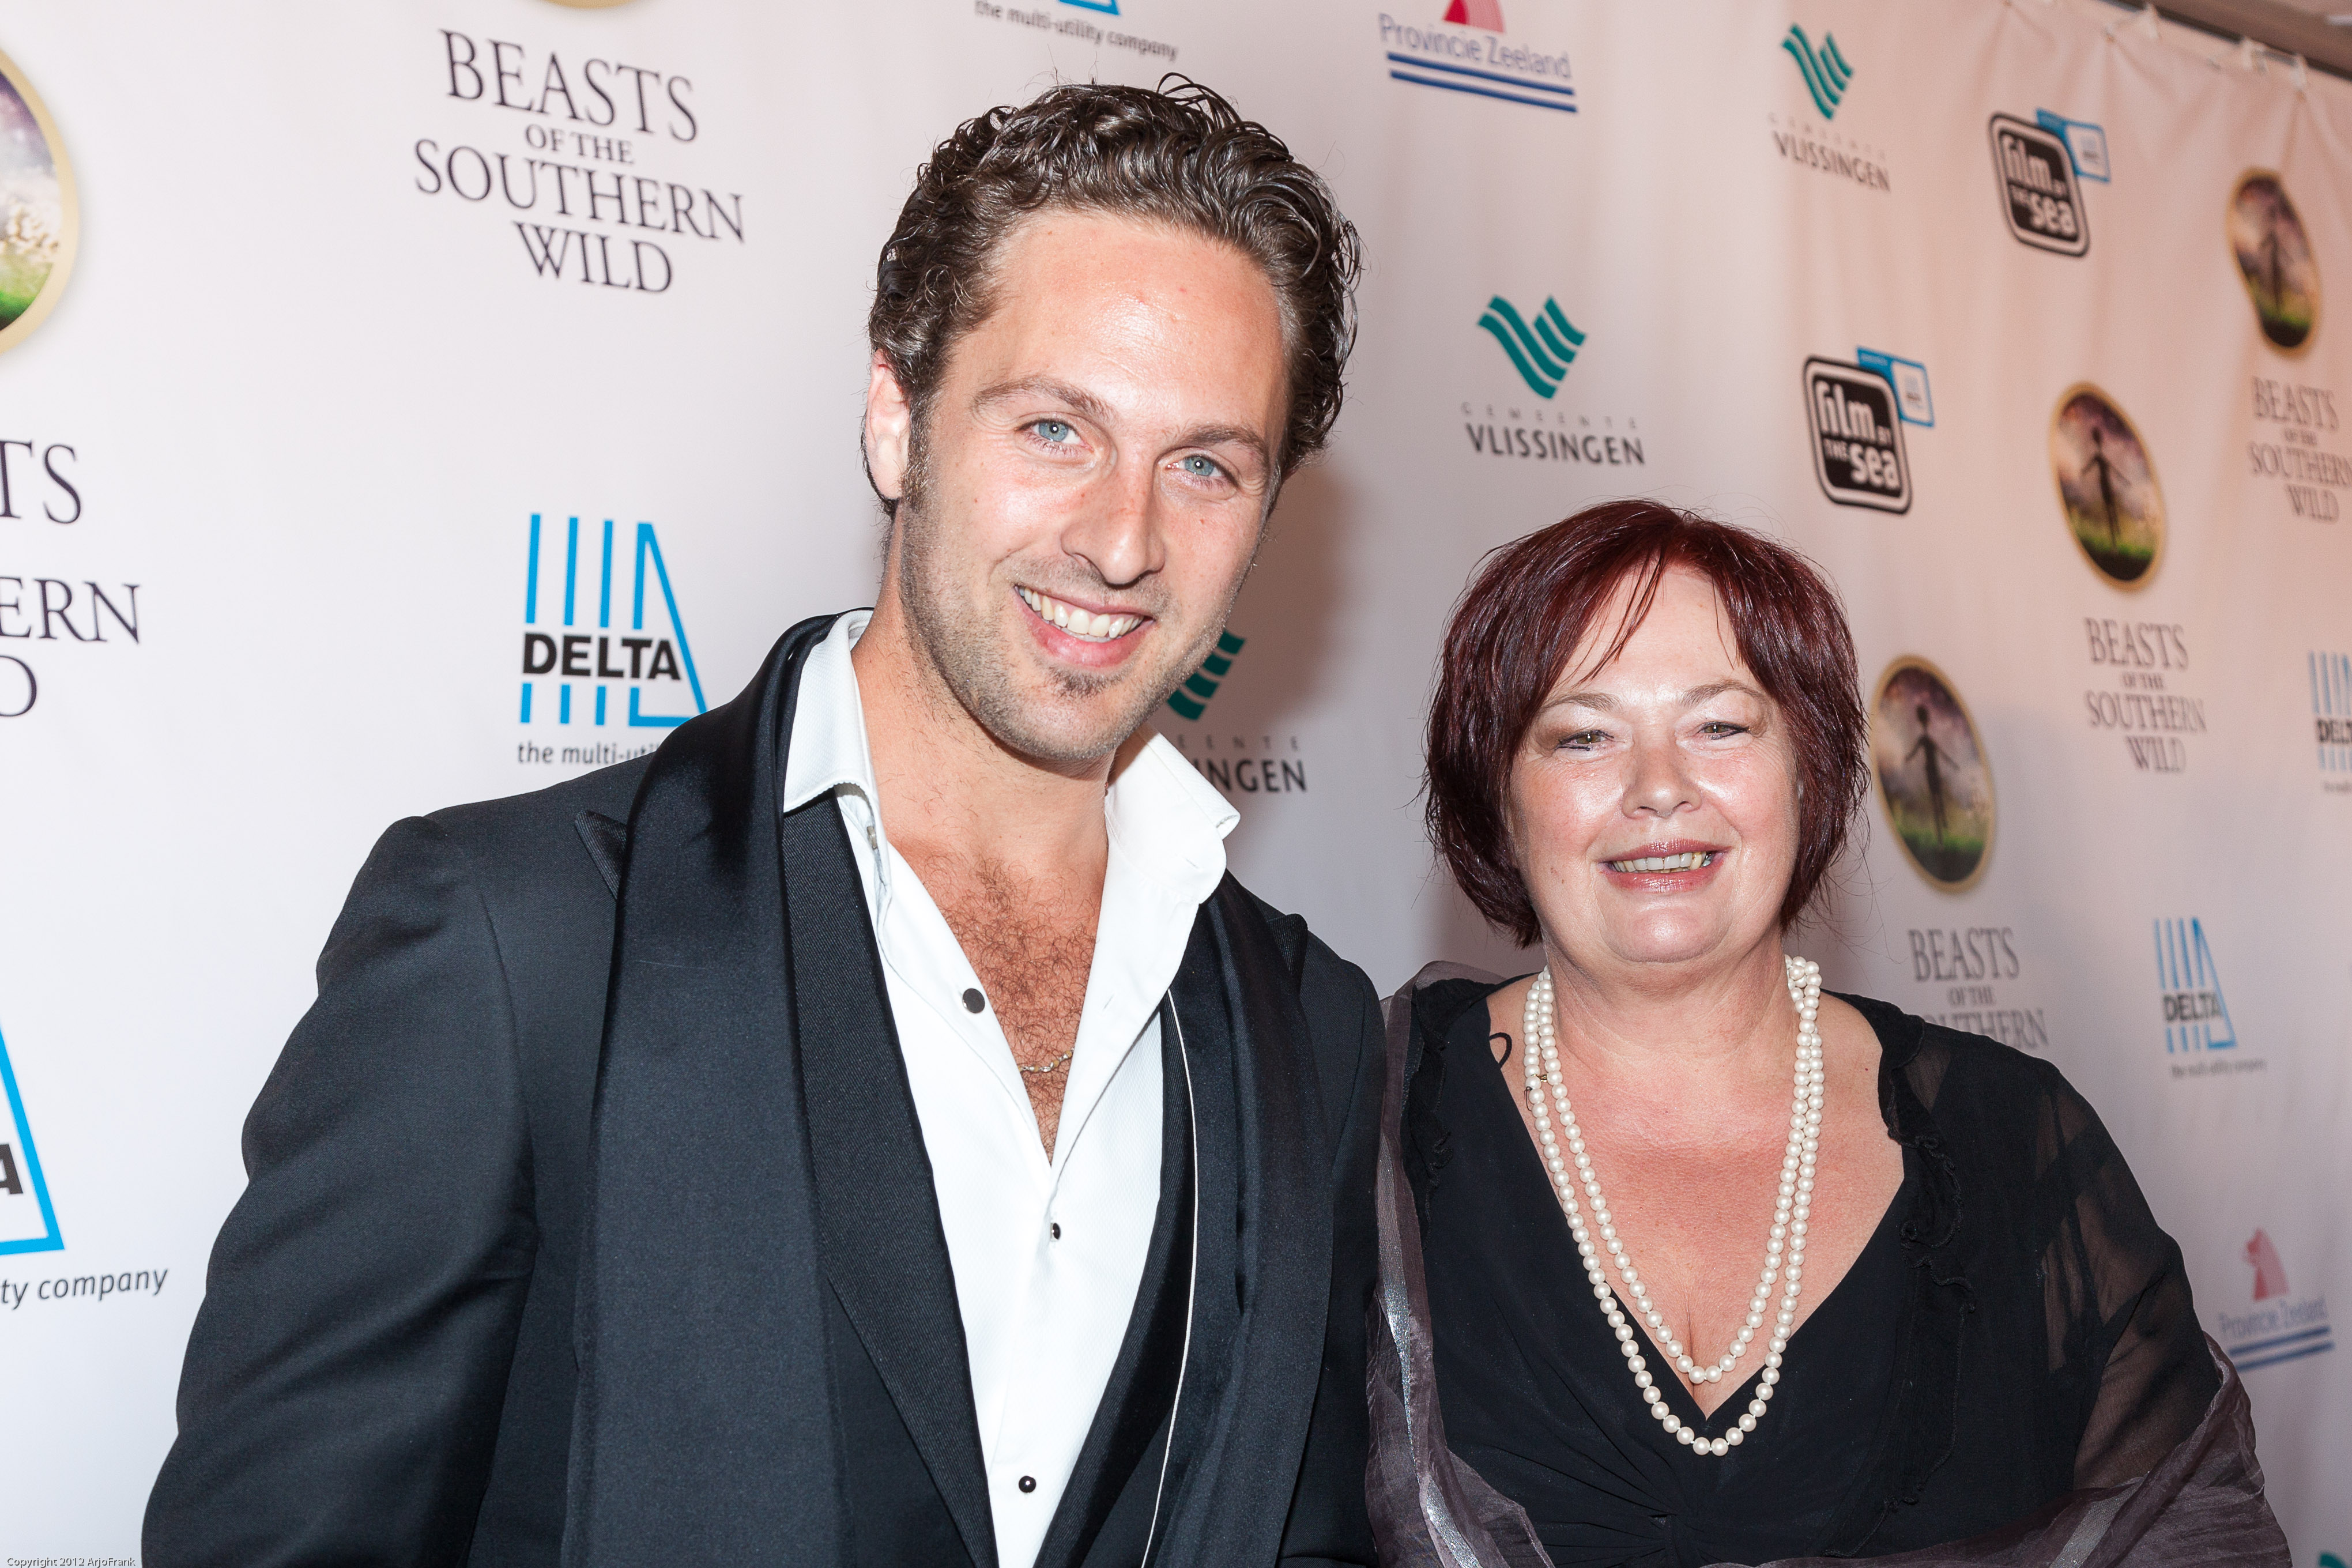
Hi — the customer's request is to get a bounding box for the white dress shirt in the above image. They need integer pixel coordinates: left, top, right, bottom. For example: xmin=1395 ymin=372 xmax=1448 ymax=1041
xmin=779 ymin=611 xmax=1238 ymax=1568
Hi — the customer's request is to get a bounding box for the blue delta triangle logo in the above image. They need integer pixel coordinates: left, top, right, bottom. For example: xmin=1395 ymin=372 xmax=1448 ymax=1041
xmin=0 ymin=1020 xmax=63 ymax=1256
xmin=519 ymin=515 xmax=707 ymax=730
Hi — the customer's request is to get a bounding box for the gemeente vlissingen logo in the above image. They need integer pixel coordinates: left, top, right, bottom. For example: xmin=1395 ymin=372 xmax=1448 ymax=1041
xmin=1477 ymin=295 xmax=1584 ymax=398
xmin=0 ymin=44 xmax=77 ymax=356
xmin=1989 ymin=113 xmax=2088 ymax=258
xmin=1166 ymin=630 xmax=1244 ymax=722
xmin=2050 ymin=385 xmax=2164 ymax=589
xmin=1803 ymin=357 xmax=1910 ymax=511
xmin=519 ymin=514 xmax=706 ymax=732
xmin=1871 ymin=658 xmax=1993 ymax=892
xmin=1781 ymin=25 xmax=1853 ymax=119
xmin=0 ymin=1018 xmax=63 ymax=1256
xmin=2227 ymin=171 xmax=2319 ymax=354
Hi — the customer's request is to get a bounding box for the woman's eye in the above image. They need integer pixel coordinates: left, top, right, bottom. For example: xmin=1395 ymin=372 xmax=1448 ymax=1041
xmin=1699 ymin=722 xmax=1749 ymax=738
xmin=1561 ymin=729 xmax=1607 ymax=751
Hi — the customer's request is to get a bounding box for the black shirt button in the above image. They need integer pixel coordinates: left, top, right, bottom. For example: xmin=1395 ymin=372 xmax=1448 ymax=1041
xmin=1050 ymin=1222 xmax=1062 ymax=1240
xmin=963 ymin=988 xmax=986 ymax=1013
xmin=1018 ymin=1475 xmax=1037 ymax=1494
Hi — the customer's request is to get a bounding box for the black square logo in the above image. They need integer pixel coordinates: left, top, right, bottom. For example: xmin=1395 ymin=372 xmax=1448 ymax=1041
xmin=1804 ymin=359 xmax=1911 ymax=512
xmin=1988 ymin=114 xmax=2089 ymax=256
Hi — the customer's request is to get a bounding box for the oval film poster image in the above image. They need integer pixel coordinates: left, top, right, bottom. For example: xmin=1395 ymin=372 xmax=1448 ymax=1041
xmin=0 ymin=46 xmax=74 ymax=355
xmin=2050 ymin=384 xmax=2165 ymax=589
xmin=1872 ymin=658 xmax=1994 ymax=893
xmin=2227 ymin=171 xmax=2319 ymax=353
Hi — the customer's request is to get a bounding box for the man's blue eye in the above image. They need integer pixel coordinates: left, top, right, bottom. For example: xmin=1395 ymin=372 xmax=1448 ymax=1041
xmin=1183 ymin=455 xmax=1220 ymax=478
xmin=1036 ymin=420 xmax=1074 ymax=443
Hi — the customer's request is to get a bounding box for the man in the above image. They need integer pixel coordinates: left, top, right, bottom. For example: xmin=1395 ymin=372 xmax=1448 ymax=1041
xmin=145 ymin=81 xmax=1378 ymax=1568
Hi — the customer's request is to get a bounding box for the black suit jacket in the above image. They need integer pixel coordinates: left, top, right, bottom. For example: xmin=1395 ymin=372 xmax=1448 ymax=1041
xmin=146 ymin=616 xmax=1382 ymax=1568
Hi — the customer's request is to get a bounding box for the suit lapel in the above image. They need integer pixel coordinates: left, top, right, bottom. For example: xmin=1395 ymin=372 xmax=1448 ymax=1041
xmin=1031 ymin=1002 xmax=1197 ymax=1568
xmin=565 ymin=616 xmax=847 ymax=1567
xmin=1147 ymin=880 xmax=1336 ymax=1565
xmin=783 ymin=798 xmax=997 ymax=1568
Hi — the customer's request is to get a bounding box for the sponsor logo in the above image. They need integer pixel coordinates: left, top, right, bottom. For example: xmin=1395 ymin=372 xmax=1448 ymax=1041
xmin=2313 ymin=652 xmax=2352 ymax=789
xmin=1166 ymin=630 xmax=1244 ymax=721
xmin=2229 ymin=171 xmax=2318 ymax=353
xmin=1780 ymin=25 xmax=1853 ymax=119
xmin=2218 ymin=1229 xmax=2333 ymax=1372
xmin=1872 ymin=658 xmax=1992 ymax=891
xmin=1477 ymin=295 xmax=1584 ymax=398
xmin=2152 ymin=918 xmax=2263 ymax=1079
xmin=0 ymin=47 xmax=76 ymax=356
xmin=2249 ymin=378 xmax=2345 ymax=521
xmin=1989 ymin=114 xmax=2088 ymax=257
xmin=1906 ymin=926 xmax=2046 ymax=1053
xmin=1169 ymin=730 xmax=1311 ymax=798
xmin=972 ymin=2 xmax=1178 ymax=63
xmin=416 ymin=31 xmax=749 ymax=293
xmin=0 ymin=1019 xmax=62 ymax=1256
xmin=2051 ymin=385 xmax=2162 ymax=587
xmin=1378 ymin=7 xmax=1576 ymax=115
xmin=1804 ymin=358 xmax=1910 ymax=511
xmin=1856 ymin=348 xmax=1932 ymax=427
xmin=516 ymin=514 xmax=704 ymax=767
xmin=2083 ymin=619 xmax=2201 ymax=774
xmin=1 ymin=435 xmax=142 ymax=721
xmin=2033 ymin=110 xmax=2109 ymax=183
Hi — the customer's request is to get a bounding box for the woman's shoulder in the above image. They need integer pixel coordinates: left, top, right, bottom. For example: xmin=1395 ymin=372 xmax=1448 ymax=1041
xmin=1834 ymin=990 xmax=2097 ymax=1124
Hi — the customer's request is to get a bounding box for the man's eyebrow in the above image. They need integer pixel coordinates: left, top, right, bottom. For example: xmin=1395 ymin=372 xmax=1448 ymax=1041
xmin=970 ymin=376 xmax=1116 ymax=426
xmin=1176 ymin=424 xmax=1271 ymax=470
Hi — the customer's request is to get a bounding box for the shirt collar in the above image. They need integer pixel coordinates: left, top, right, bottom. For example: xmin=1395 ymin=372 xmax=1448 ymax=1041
xmin=779 ymin=606 xmax=1239 ymax=907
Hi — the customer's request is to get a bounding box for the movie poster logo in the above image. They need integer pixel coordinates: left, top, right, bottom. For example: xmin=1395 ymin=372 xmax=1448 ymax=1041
xmin=1804 ymin=359 xmax=1909 ymax=511
xmin=1872 ymin=658 xmax=1991 ymax=891
xmin=2227 ymin=172 xmax=2318 ymax=353
xmin=2051 ymin=385 xmax=2162 ymax=586
xmin=2 ymin=436 xmax=141 ymax=721
xmin=0 ymin=1019 xmax=63 ymax=1256
xmin=2084 ymin=618 xmax=2200 ymax=774
xmin=0 ymin=47 xmax=76 ymax=356
xmin=414 ymin=32 xmax=747 ymax=293
xmin=1989 ymin=114 xmax=2087 ymax=257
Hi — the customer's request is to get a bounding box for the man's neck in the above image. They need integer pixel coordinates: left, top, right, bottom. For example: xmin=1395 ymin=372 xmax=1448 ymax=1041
xmin=850 ymin=594 xmax=1121 ymax=883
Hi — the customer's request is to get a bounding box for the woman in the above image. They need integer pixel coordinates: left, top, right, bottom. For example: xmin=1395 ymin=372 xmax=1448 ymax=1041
xmin=1367 ymin=502 xmax=2286 ymax=1566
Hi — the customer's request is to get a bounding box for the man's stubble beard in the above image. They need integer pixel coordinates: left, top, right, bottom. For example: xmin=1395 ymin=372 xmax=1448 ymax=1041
xmin=893 ymin=487 xmax=1238 ymax=767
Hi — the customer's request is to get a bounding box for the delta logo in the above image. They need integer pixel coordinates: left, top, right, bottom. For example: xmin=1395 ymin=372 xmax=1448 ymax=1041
xmin=2217 ymin=1228 xmax=2333 ymax=1373
xmin=2154 ymin=917 xmax=2235 ymax=1054
xmin=1803 ymin=357 xmax=1910 ymax=511
xmin=516 ymin=514 xmax=706 ymax=767
xmin=1378 ymin=2 xmax=1575 ymax=116
xmin=2312 ymin=650 xmax=2352 ymax=790
xmin=1988 ymin=113 xmax=2089 ymax=257
xmin=0 ymin=1019 xmax=63 ymax=1256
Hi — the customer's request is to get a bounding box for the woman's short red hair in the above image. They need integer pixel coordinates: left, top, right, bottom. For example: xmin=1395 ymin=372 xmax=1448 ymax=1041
xmin=1426 ymin=501 xmax=1867 ymax=946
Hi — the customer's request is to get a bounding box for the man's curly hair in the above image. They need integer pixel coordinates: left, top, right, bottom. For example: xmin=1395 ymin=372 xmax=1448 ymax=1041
xmin=868 ymin=77 xmax=1360 ymax=511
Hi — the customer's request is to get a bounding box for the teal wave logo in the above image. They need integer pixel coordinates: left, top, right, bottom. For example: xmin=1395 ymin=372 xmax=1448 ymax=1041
xmin=1782 ymin=25 xmax=1854 ymax=119
xmin=1167 ymin=630 xmax=1245 ymax=721
xmin=1476 ymin=296 xmax=1585 ymax=399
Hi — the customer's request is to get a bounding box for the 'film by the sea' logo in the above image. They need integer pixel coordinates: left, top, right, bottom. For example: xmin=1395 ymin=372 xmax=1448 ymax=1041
xmin=1804 ymin=358 xmax=1910 ymax=511
xmin=2217 ymin=1228 xmax=2333 ymax=1373
xmin=517 ymin=514 xmax=705 ymax=766
xmin=1988 ymin=114 xmax=2088 ymax=257
xmin=0 ymin=1017 xmax=63 ymax=1256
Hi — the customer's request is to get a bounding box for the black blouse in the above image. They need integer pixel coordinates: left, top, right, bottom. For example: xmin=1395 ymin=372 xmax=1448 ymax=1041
xmin=1403 ymin=978 xmax=2219 ymax=1566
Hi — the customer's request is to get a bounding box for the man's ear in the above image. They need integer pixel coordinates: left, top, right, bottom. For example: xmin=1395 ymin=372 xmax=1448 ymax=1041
xmin=864 ymin=350 xmax=914 ymax=505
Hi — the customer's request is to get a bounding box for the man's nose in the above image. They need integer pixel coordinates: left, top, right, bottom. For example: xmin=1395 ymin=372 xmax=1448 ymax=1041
xmin=1061 ymin=455 xmax=1162 ymax=589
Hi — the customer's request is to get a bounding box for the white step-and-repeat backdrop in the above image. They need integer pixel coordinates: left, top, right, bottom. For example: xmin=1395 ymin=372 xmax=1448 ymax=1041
xmin=1 ymin=0 xmax=2346 ymax=1558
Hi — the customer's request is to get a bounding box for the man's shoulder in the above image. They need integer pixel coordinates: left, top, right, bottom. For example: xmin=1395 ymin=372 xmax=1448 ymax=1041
xmin=1226 ymin=878 xmax=1377 ymax=1009
xmin=368 ymin=755 xmax=654 ymax=904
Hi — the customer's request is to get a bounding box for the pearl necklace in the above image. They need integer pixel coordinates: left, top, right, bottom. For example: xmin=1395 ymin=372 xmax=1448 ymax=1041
xmin=1522 ymin=955 xmax=1823 ymax=1458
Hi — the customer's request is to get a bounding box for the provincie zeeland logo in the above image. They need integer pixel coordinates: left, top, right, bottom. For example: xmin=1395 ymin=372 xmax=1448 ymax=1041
xmin=518 ymin=514 xmax=705 ymax=764
xmin=1378 ymin=5 xmax=1575 ymax=115
xmin=1803 ymin=358 xmax=1910 ymax=512
xmin=0 ymin=1017 xmax=63 ymax=1256
xmin=1166 ymin=630 xmax=1243 ymax=722
xmin=1989 ymin=114 xmax=2088 ymax=257
xmin=2218 ymin=1228 xmax=2333 ymax=1374
xmin=1477 ymin=295 xmax=1584 ymax=398
xmin=1780 ymin=25 xmax=1853 ymax=119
